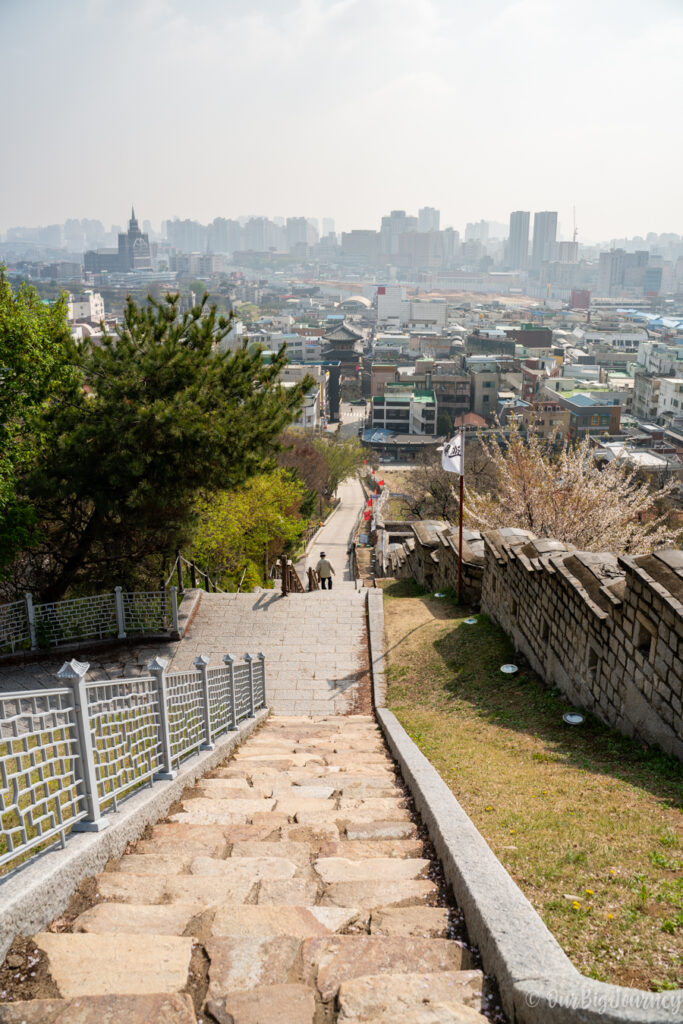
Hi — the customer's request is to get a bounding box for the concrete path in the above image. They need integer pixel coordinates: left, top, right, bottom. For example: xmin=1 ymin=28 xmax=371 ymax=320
xmin=300 ymin=475 xmax=364 ymax=584
xmin=4 ymin=716 xmax=487 ymax=1023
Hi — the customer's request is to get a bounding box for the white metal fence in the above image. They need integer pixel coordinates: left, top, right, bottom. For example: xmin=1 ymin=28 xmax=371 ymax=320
xmin=0 ymin=651 xmax=266 ymax=871
xmin=0 ymin=587 xmax=179 ymax=655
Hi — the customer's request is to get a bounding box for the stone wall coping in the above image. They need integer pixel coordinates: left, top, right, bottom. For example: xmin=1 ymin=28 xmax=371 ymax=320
xmin=366 ymin=596 xmax=681 ymax=1023
xmin=0 ymin=708 xmax=268 ymax=961
xmin=619 ymin=556 xmax=683 ymax=618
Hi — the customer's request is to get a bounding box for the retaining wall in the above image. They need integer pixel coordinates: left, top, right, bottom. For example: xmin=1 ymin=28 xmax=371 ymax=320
xmin=377 ymin=521 xmax=683 ymax=760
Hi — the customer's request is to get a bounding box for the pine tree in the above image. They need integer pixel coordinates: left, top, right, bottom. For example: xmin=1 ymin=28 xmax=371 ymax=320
xmin=10 ymin=292 xmax=312 ymax=600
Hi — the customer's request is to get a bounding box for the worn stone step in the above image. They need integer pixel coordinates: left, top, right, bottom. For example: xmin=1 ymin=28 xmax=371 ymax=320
xmin=229 ymin=840 xmax=311 ymax=867
xmin=96 ymin=872 xmax=256 ymax=906
xmin=206 ymin=982 xmax=315 ymax=1024
xmin=324 ymin=753 xmax=393 ymax=766
xmin=321 ymin=879 xmax=438 ymax=909
xmin=189 ymin=856 xmax=297 ymax=880
xmin=370 ymin=907 xmax=451 ymax=938
xmin=302 ymin=935 xmax=471 ymax=1002
xmin=257 ymin=879 xmax=319 ymax=904
xmin=313 ymin=856 xmax=430 ymax=883
xmin=198 ymin=779 xmax=274 ymax=799
xmin=336 ymin=970 xmax=484 ymax=1022
xmin=345 ymin=820 xmax=417 ymax=840
xmin=34 ymin=933 xmax=193 ymax=997
xmin=116 ymin=854 xmax=192 ymax=875
xmin=210 ymin=905 xmax=364 ymax=939
xmin=182 ymin=796 xmax=276 ymax=814
xmin=295 ymin=807 xmax=411 ymax=828
xmin=343 ymin=1003 xmax=487 ymax=1023
xmin=273 ymin=797 xmax=337 ymax=817
xmin=318 ymin=839 xmax=424 ymax=859
xmin=270 ymin=783 xmax=337 ymax=800
xmin=205 ymin=936 xmax=300 ymax=998
xmin=73 ymin=902 xmax=199 ymax=936
xmin=0 ymin=995 xmax=197 ymax=1023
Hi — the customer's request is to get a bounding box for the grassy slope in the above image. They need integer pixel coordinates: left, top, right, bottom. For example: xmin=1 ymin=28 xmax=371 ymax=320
xmin=382 ymin=580 xmax=683 ymax=991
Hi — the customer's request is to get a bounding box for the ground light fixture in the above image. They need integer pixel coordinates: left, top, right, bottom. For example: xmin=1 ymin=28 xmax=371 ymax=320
xmin=500 ymin=664 xmax=518 ymax=674
xmin=464 ymin=617 xmax=478 ymax=624
xmin=563 ymin=712 xmax=585 ymax=726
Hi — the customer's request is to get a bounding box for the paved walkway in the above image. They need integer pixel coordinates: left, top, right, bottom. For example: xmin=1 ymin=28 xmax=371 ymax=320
xmin=0 ymin=475 xmax=369 ymax=714
xmin=5 ymin=716 xmax=487 ymax=1023
xmin=299 ymin=475 xmax=364 ymax=583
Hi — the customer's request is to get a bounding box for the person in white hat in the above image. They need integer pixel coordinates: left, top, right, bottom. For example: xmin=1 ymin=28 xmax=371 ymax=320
xmin=315 ymin=551 xmax=335 ymax=590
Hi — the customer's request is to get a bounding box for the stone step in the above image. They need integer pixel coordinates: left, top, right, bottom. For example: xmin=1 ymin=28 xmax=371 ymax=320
xmin=0 ymin=995 xmax=197 ymax=1023
xmin=73 ymin=902 xmax=199 ymax=935
xmin=370 ymin=907 xmax=451 ymax=938
xmin=318 ymin=839 xmax=424 ymax=859
xmin=336 ymin=970 xmax=485 ymax=1022
xmin=313 ymin=856 xmax=431 ymax=883
xmin=206 ymin=982 xmax=315 ymax=1024
xmin=209 ymin=905 xmax=365 ymax=939
xmin=33 ymin=933 xmax=193 ymax=998
xmin=345 ymin=820 xmax=417 ymax=840
xmin=301 ymin=935 xmax=472 ymax=1003
xmin=320 ymin=879 xmax=438 ymax=910
xmin=96 ymin=872 xmax=256 ymax=906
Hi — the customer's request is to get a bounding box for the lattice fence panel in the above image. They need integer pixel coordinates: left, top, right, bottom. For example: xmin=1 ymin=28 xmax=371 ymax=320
xmin=86 ymin=677 xmax=162 ymax=810
xmin=253 ymin=658 xmax=266 ymax=710
xmin=122 ymin=591 xmax=167 ymax=635
xmin=166 ymin=670 xmax=205 ymax=765
xmin=207 ymin=666 xmax=233 ymax=738
xmin=0 ymin=689 xmax=86 ymax=868
xmin=0 ymin=601 xmax=30 ymax=654
xmin=233 ymin=662 xmax=252 ymax=723
xmin=33 ymin=594 xmax=117 ymax=648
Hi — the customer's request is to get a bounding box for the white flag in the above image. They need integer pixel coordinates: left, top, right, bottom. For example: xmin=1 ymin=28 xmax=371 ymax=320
xmin=441 ymin=430 xmax=464 ymax=476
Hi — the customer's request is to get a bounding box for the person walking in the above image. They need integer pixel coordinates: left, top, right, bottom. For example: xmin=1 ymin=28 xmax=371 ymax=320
xmin=315 ymin=551 xmax=335 ymax=590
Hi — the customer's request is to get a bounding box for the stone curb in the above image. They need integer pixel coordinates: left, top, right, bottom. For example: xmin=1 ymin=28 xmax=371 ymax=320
xmin=0 ymin=708 xmax=268 ymax=961
xmin=366 ymin=597 xmax=682 ymax=1023
xmin=175 ymin=587 xmax=202 ymax=639
xmin=366 ymin=588 xmax=386 ymax=709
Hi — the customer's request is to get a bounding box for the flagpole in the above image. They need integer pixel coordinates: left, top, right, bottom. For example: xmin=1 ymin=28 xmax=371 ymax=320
xmin=458 ymin=413 xmax=464 ymax=603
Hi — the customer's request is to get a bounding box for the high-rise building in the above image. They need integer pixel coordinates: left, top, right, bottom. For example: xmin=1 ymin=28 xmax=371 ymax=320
xmin=380 ymin=210 xmax=418 ymax=255
xmin=507 ymin=211 xmax=530 ymax=269
xmin=418 ymin=206 xmax=440 ymax=232
xmin=531 ymin=211 xmax=558 ymax=270
xmin=322 ymin=218 xmax=336 ymax=238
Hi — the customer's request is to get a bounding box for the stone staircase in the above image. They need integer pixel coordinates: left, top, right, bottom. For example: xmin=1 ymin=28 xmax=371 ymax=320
xmin=2 ymin=716 xmax=489 ymax=1023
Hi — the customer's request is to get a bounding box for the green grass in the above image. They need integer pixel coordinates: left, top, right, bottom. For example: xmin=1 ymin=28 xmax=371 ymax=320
xmin=382 ymin=583 xmax=683 ymax=991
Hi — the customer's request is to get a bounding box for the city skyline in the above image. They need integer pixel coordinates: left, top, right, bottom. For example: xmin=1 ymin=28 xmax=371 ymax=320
xmin=1 ymin=0 xmax=681 ymax=241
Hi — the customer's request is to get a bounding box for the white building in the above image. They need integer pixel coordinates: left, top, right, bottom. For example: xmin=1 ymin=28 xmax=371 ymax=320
xmin=637 ymin=341 xmax=683 ymax=378
xmin=67 ymin=290 xmax=104 ymax=322
xmin=656 ymin=378 xmax=683 ymax=423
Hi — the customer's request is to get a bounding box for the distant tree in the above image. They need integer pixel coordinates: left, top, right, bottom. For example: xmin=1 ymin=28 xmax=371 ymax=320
xmin=7 ymin=293 xmax=311 ymax=601
xmin=313 ymin=436 xmax=365 ymax=494
xmin=437 ymin=411 xmax=453 ymax=436
xmin=192 ymin=468 xmax=307 ymax=587
xmin=396 ymin=452 xmax=461 ymax=522
xmin=0 ymin=272 xmax=75 ymax=568
xmin=465 ymin=419 xmax=679 ymax=554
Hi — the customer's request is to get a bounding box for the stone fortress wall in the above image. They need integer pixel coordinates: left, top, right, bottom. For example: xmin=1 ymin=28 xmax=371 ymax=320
xmin=380 ymin=520 xmax=683 ymax=761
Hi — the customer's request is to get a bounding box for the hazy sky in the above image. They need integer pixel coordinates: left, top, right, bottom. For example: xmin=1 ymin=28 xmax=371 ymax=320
xmin=1 ymin=0 xmax=681 ymax=242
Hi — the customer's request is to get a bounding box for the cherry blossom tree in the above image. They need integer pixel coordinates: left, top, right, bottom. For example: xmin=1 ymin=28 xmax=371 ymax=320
xmin=465 ymin=420 xmax=680 ymax=554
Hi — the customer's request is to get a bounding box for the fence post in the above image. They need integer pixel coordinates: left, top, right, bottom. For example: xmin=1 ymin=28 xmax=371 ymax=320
xmin=194 ymin=654 xmax=214 ymax=750
xmin=280 ymin=555 xmax=288 ymax=596
xmin=223 ymin=654 xmax=238 ymax=730
xmin=245 ymin=653 xmax=256 ymax=718
xmin=190 ymin=562 xmax=197 ymax=589
xmin=56 ymin=659 xmax=108 ymax=832
xmin=258 ymin=651 xmax=266 ymax=709
xmin=148 ymin=656 xmax=176 ymax=780
xmin=114 ymin=586 xmax=126 ymax=639
xmin=25 ymin=592 xmax=37 ymax=651
xmin=170 ymin=586 xmax=179 ymax=639
xmin=176 ymin=550 xmax=184 ymax=593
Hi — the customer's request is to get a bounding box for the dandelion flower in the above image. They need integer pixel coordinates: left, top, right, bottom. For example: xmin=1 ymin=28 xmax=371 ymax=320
xmin=607 ymin=913 xmax=614 ymax=919
xmin=585 ymin=889 xmax=594 ymax=896
xmin=485 ymin=806 xmax=492 ymax=811
xmin=572 ymin=901 xmax=580 ymax=909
